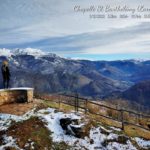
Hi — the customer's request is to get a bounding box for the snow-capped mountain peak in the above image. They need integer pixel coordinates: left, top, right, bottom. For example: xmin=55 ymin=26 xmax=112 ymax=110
xmin=0 ymin=48 xmax=51 ymax=57
xmin=13 ymin=48 xmax=46 ymax=56
xmin=0 ymin=48 xmax=61 ymax=59
xmin=0 ymin=48 xmax=12 ymax=57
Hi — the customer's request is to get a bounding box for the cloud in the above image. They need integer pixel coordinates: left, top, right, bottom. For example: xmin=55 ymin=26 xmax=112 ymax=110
xmin=1 ymin=22 xmax=150 ymax=55
xmin=0 ymin=0 xmax=150 ymax=58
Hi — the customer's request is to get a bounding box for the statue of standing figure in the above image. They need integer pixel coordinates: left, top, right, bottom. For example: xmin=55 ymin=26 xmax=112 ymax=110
xmin=1 ymin=60 xmax=11 ymax=89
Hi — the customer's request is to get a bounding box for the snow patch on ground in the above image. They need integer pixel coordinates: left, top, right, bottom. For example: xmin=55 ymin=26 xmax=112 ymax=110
xmin=110 ymin=126 xmax=122 ymax=131
xmin=0 ymin=108 xmax=36 ymax=131
xmin=107 ymin=140 xmax=137 ymax=150
xmin=134 ymin=137 xmax=150 ymax=149
xmin=0 ymin=135 xmax=21 ymax=150
xmin=0 ymin=107 xmax=150 ymax=150
xmin=37 ymin=108 xmax=137 ymax=150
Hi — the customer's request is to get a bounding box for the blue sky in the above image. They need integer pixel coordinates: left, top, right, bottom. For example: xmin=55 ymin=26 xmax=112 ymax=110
xmin=0 ymin=0 xmax=150 ymax=60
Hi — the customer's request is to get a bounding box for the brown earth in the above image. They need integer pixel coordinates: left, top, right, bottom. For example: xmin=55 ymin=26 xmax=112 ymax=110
xmin=7 ymin=117 xmax=53 ymax=149
xmin=0 ymin=99 xmax=42 ymax=115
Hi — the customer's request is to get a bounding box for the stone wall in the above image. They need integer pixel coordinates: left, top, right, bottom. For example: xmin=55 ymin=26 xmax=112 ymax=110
xmin=0 ymin=88 xmax=34 ymax=106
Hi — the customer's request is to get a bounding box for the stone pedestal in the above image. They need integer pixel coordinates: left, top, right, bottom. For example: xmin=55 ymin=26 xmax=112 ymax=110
xmin=0 ymin=88 xmax=34 ymax=106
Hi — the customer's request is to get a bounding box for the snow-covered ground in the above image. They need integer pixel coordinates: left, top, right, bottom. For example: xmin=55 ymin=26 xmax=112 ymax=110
xmin=0 ymin=108 xmax=150 ymax=150
xmin=0 ymin=108 xmax=36 ymax=131
xmin=134 ymin=137 xmax=150 ymax=149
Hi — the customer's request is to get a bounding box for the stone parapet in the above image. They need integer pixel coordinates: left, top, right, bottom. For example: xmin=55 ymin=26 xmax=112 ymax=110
xmin=0 ymin=88 xmax=34 ymax=106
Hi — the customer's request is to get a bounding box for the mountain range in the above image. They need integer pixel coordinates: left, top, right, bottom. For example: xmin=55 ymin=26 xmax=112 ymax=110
xmin=0 ymin=48 xmax=150 ymax=106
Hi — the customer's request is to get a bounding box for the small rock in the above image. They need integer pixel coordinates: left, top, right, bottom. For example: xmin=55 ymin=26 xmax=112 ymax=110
xmin=90 ymin=139 xmax=94 ymax=144
xmin=60 ymin=117 xmax=87 ymax=138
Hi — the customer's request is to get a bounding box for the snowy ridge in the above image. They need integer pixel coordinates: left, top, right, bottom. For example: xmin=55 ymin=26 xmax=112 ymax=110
xmin=0 ymin=48 xmax=149 ymax=62
xmin=0 ymin=48 xmax=12 ymax=57
xmin=0 ymin=48 xmax=58 ymax=58
xmin=0 ymin=48 xmax=45 ymax=57
xmin=13 ymin=48 xmax=46 ymax=56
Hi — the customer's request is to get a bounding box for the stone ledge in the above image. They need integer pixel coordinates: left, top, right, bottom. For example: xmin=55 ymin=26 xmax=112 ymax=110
xmin=0 ymin=88 xmax=34 ymax=106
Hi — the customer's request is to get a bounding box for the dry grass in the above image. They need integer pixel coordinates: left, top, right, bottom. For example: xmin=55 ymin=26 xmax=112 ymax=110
xmin=124 ymin=124 xmax=150 ymax=140
xmin=87 ymin=102 xmax=107 ymax=116
xmin=123 ymin=112 xmax=149 ymax=129
xmin=35 ymin=98 xmax=150 ymax=140
xmin=106 ymin=109 xmax=120 ymax=120
xmin=42 ymin=100 xmax=76 ymax=113
xmin=7 ymin=117 xmax=53 ymax=149
xmin=87 ymin=112 xmax=122 ymax=129
xmin=3 ymin=117 xmax=71 ymax=150
xmin=86 ymin=101 xmax=150 ymax=131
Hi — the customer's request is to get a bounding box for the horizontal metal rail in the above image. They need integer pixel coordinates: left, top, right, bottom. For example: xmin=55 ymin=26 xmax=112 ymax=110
xmin=37 ymin=94 xmax=150 ymax=132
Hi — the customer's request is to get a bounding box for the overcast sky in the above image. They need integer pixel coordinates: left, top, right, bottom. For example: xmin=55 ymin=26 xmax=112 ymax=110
xmin=0 ymin=0 xmax=150 ymax=60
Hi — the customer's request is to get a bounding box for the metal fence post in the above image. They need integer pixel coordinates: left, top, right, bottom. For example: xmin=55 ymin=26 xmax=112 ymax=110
xmin=121 ymin=109 xmax=124 ymax=130
xmin=77 ymin=93 xmax=79 ymax=112
xmin=74 ymin=94 xmax=76 ymax=113
xmin=59 ymin=95 xmax=61 ymax=110
xmin=74 ymin=92 xmax=79 ymax=113
xmin=85 ymin=99 xmax=88 ymax=114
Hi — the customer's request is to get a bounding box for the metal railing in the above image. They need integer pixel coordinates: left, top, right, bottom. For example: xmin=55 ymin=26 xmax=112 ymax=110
xmin=36 ymin=93 xmax=150 ymax=132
